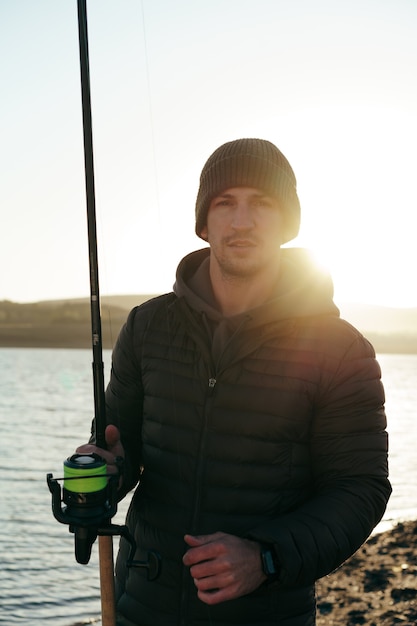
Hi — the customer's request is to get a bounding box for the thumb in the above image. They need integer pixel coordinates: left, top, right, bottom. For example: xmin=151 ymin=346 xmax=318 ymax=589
xmin=105 ymin=424 xmax=123 ymax=453
xmin=184 ymin=534 xmax=211 ymax=547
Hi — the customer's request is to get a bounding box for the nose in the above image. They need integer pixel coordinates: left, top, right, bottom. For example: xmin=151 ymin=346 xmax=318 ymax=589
xmin=230 ymin=201 xmax=254 ymax=230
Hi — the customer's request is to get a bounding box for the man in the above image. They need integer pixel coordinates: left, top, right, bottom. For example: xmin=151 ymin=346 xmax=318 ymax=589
xmin=77 ymin=138 xmax=391 ymax=625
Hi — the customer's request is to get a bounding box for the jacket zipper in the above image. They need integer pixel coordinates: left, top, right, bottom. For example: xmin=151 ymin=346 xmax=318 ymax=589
xmin=191 ymin=375 xmax=217 ymax=530
xmin=180 ymin=374 xmax=217 ymax=626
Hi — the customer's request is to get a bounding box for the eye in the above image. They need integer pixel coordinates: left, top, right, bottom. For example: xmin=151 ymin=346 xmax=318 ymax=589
xmin=212 ymin=197 xmax=233 ymax=208
xmin=253 ymin=197 xmax=273 ymax=209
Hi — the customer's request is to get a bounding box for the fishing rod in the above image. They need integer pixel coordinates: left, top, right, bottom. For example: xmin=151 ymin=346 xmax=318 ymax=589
xmin=47 ymin=2 xmax=159 ymax=625
xmin=76 ymin=0 xmax=115 ymax=621
xmin=46 ymin=1 xmax=117 ymax=623
xmin=77 ymin=0 xmax=106 ymax=450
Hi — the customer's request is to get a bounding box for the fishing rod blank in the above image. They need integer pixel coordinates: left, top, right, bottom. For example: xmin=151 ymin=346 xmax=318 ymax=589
xmin=77 ymin=0 xmax=106 ymax=450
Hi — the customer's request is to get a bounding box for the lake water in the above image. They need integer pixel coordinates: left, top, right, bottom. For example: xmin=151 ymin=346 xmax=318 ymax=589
xmin=0 ymin=348 xmax=416 ymax=625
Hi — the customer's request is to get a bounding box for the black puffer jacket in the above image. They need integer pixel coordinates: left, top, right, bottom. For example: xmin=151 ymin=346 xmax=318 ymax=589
xmin=105 ymin=248 xmax=390 ymax=626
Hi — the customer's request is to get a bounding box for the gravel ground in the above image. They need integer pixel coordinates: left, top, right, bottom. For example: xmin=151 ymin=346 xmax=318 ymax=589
xmin=316 ymin=520 xmax=417 ymax=625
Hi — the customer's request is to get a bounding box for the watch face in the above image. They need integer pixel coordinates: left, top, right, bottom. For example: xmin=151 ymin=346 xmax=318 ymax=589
xmin=261 ymin=548 xmax=277 ymax=576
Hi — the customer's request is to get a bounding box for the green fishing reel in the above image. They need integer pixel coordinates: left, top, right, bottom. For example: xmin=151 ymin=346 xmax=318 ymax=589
xmin=47 ymin=453 xmax=160 ymax=579
xmin=47 ymin=452 xmax=118 ymax=564
xmin=63 ymin=453 xmax=110 ymax=518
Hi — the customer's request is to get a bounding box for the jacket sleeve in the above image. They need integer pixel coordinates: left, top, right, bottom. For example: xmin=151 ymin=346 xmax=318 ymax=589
xmin=104 ymin=307 xmax=144 ymax=499
xmin=248 ymin=333 xmax=391 ymax=588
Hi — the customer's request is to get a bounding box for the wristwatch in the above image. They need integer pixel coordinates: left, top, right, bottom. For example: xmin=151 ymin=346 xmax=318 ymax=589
xmin=260 ymin=543 xmax=280 ymax=582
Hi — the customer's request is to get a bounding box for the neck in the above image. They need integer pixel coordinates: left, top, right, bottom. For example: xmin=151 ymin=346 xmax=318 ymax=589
xmin=209 ymin=264 xmax=281 ymax=317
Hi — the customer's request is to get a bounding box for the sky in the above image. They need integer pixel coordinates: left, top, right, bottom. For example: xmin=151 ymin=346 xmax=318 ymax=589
xmin=1 ymin=0 xmax=417 ymax=308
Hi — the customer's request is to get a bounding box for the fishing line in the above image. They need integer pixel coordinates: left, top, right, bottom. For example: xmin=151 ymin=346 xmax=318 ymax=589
xmin=137 ymin=4 xmax=189 ymax=484
xmin=98 ymin=2 xmax=157 ymax=352
xmin=137 ymin=4 xmax=201 ymax=534
xmin=47 ymin=6 xmax=161 ymax=626
xmin=139 ymin=0 xmax=162 ymax=226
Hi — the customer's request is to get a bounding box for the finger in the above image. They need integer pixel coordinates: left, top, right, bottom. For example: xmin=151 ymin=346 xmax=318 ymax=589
xmin=197 ymin=585 xmax=232 ymax=605
xmin=192 ymin=566 xmax=232 ymax=589
xmin=189 ymin=557 xmax=222 ymax=579
xmin=74 ymin=444 xmax=119 ymax=472
xmin=183 ymin=541 xmax=214 ymax=567
xmin=105 ymin=424 xmax=121 ymax=447
xmin=184 ymin=534 xmax=207 ymax=547
xmin=184 ymin=532 xmax=223 ymax=547
xmin=183 ymin=533 xmax=227 ymax=567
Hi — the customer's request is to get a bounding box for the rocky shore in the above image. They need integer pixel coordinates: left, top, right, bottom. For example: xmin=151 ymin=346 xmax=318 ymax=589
xmin=316 ymin=520 xmax=417 ymax=625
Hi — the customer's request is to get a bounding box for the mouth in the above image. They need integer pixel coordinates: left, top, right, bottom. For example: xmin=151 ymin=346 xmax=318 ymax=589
xmin=227 ymin=239 xmax=257 ymax=247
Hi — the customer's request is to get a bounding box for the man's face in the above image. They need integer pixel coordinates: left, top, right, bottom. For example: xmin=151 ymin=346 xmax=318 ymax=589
xmin=200 ymin=186 xmax=283 ymax=281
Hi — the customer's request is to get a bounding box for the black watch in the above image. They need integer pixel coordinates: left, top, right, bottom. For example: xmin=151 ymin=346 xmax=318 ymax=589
xmin=260 ymin=543 xmax=280 ymax=582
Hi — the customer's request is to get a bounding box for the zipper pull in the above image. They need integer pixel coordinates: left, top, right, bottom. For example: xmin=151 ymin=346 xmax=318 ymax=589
xmin=208 ymin=377 xmax=216 ymax=389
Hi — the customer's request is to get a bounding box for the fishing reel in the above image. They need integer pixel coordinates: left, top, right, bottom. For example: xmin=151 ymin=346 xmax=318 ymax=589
xmin=47 ymin=453 xmax=160 ymax=579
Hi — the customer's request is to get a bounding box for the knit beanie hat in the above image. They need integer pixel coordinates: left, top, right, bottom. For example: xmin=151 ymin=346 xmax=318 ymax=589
xmin=195 ymin=138 xmax=301 ymax=244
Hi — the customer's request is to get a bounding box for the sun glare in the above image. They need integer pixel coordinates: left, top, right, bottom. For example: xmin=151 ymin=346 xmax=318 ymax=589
xmin=293 ymin=233 xmax=415 ymax=309
xmin=286 ymin=104 xmax=416 ymax=309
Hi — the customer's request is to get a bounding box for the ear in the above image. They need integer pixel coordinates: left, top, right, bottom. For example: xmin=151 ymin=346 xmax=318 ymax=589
xmin=199 ymin=225 xmax=208 ymax=241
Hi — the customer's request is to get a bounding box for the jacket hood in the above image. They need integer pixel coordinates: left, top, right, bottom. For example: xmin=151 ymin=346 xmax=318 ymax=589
xmin=173 ymin=247 xmax=339 ymax=329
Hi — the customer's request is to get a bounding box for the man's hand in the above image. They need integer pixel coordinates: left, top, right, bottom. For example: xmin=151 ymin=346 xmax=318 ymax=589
xmin=183 ymin=531 xmax=266 ymax=605
xmin=76 ymin=424 xmax=124 ymax=481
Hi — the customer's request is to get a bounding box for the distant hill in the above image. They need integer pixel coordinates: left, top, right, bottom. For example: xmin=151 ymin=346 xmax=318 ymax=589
xmin=0 ymin=296 xmax=416 ymax=353
xmin=338 ymin=302 xmax=417 ymax=335
xmin=0 ymin=295 xmax=158 ymax=349
xmin=337 ymin=302 xmax=417 ymax=353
